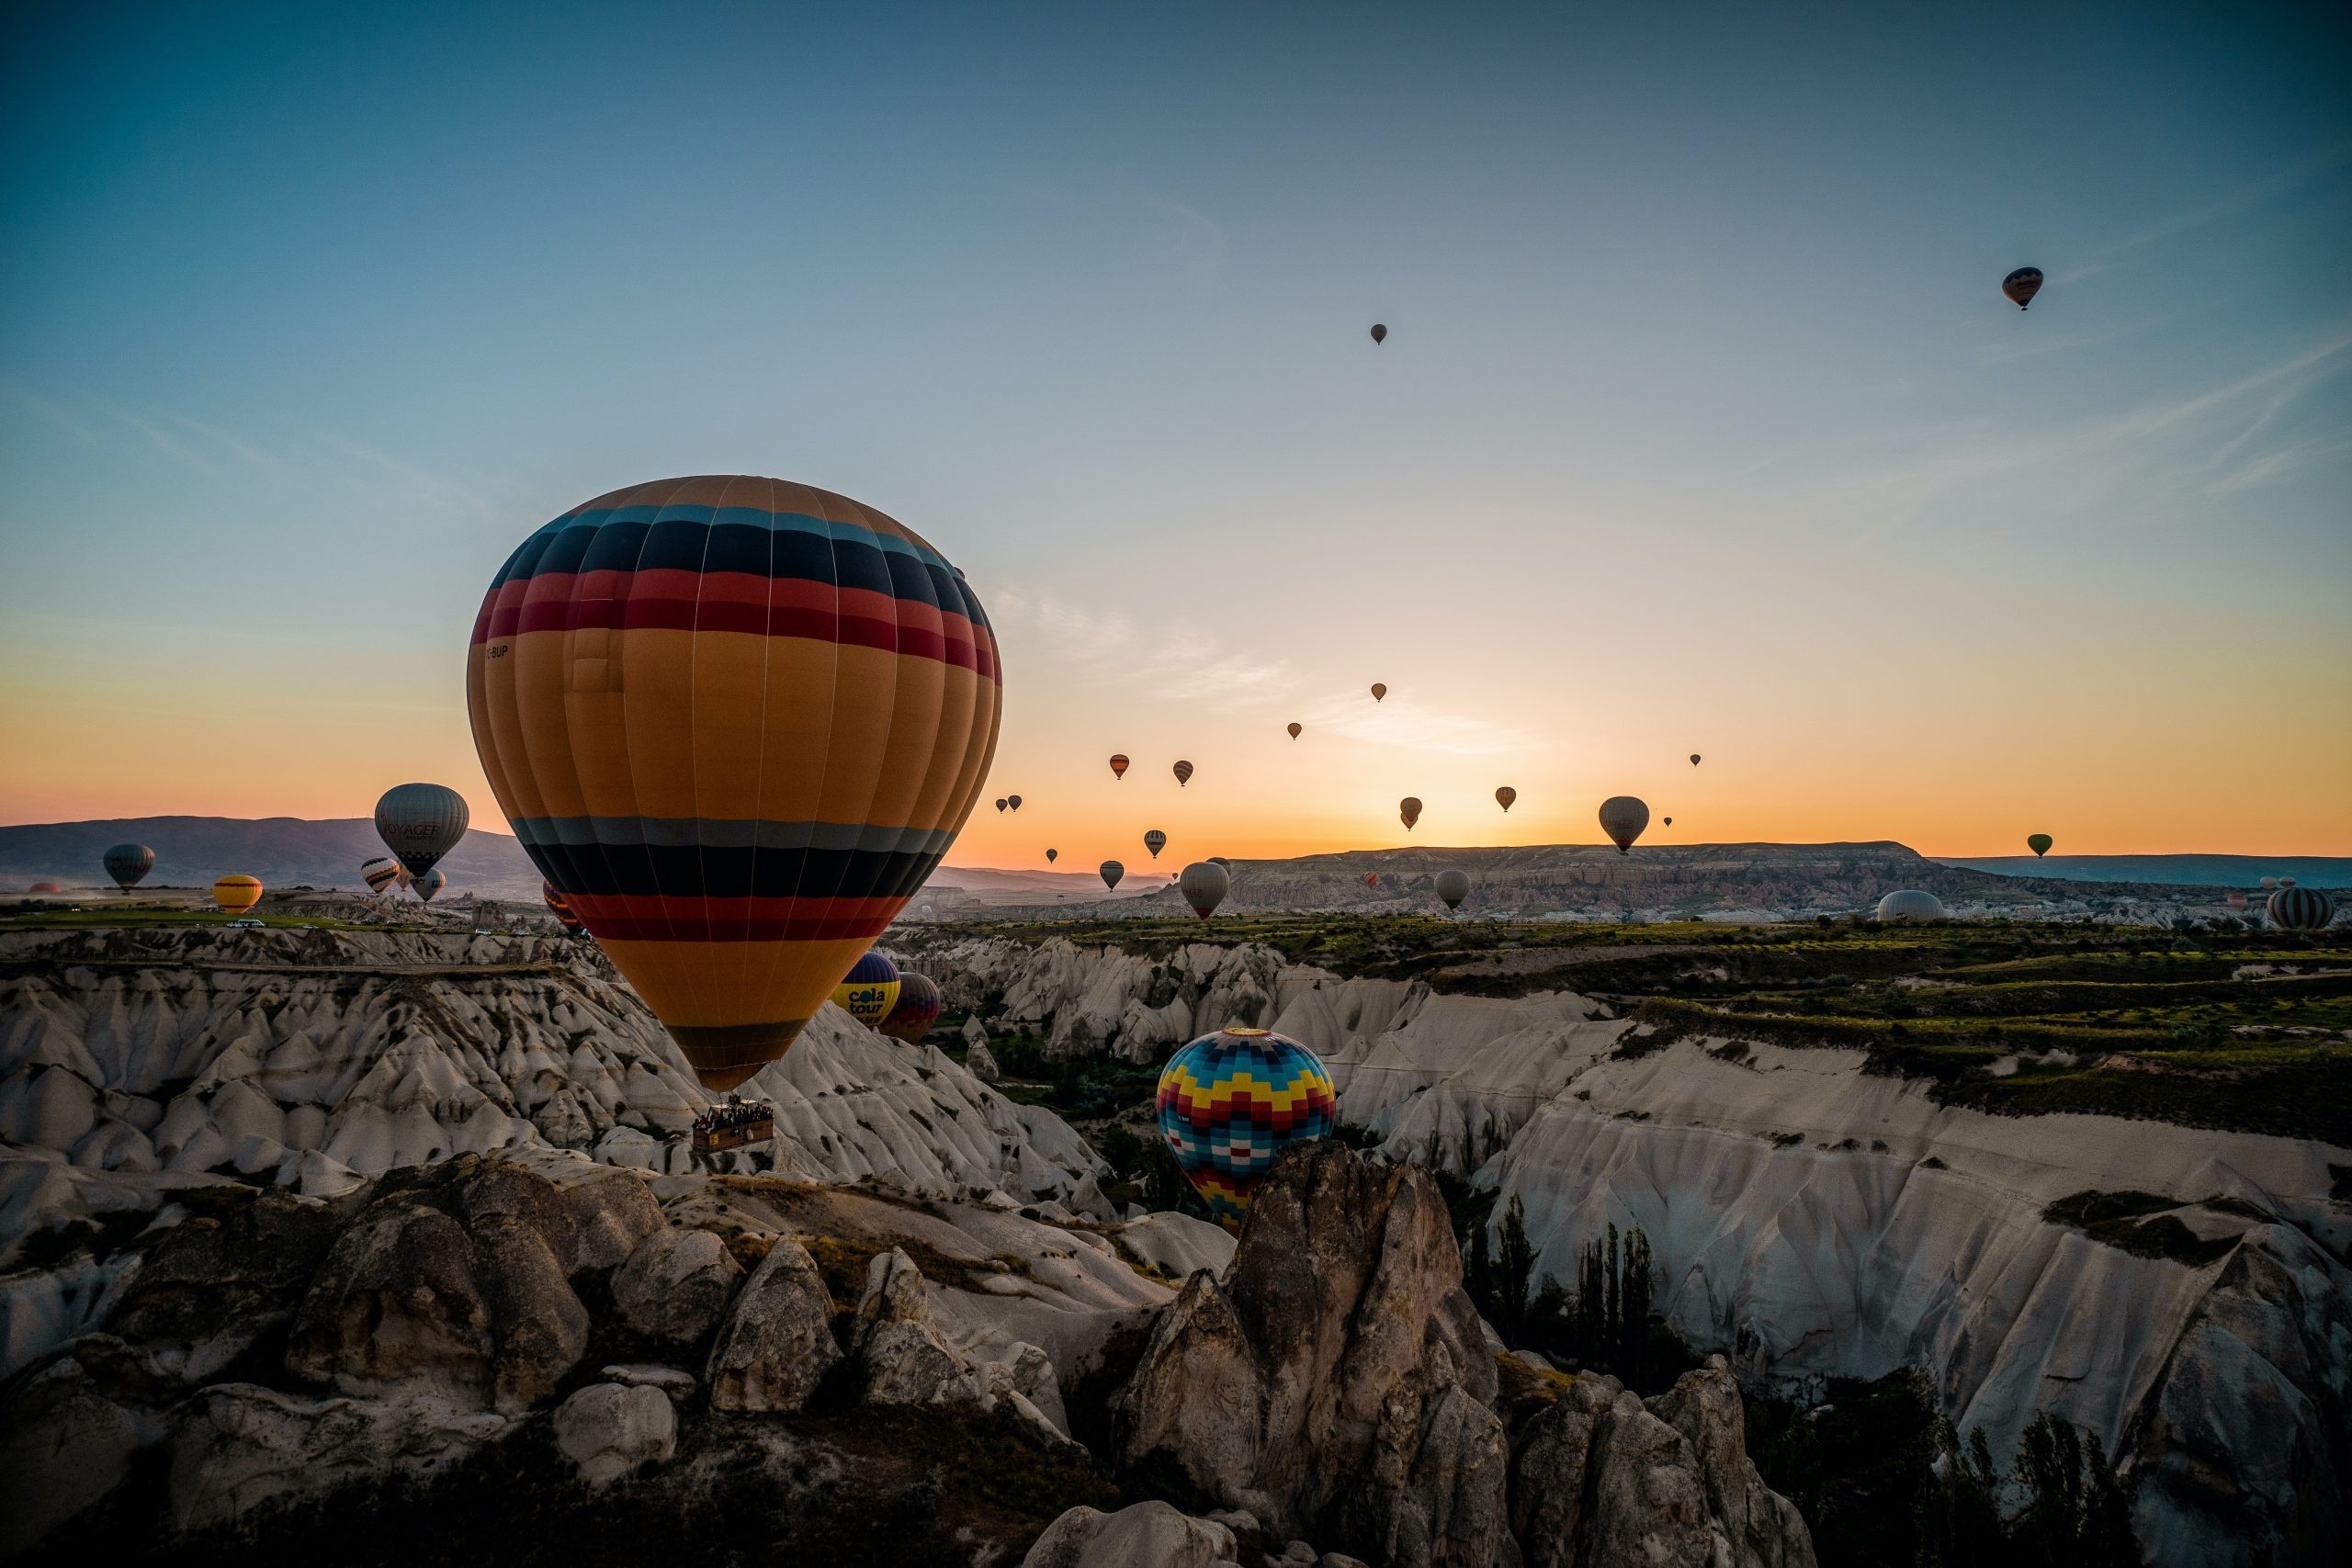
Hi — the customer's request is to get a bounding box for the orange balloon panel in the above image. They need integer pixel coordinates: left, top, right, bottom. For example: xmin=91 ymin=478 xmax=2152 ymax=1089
xmin=467 ymin=476 xmax=1002 ymax=1089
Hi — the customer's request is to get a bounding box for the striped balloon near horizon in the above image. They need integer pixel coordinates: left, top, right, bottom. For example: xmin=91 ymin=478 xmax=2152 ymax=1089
xmin=2267 ymin=886 xmax=2337 ymax=931
xmin=467 ymin=476 xmax=1002 ymax=1089
xmin=1157 ymin=1026 xmax=1338 ymax=1227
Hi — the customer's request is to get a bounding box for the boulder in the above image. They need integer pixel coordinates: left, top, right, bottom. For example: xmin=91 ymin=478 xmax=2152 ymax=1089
xmin=851 ymin=1247 xmax=1072 ymax=1442
xmin=706 ymin=1237 xmax=840 ymax=1412
xmin=1114 ymin=1143 xmax=1508 ymax=1567
xmin=612 ymin=1226 xmax=742 ymax=1344
xmin=107 ymin=1188 xmax=345 ymax=1383
xmin=552 ymin=1381 xmax=676 ymax=1488
xmin=1022 ymin=1500 xmax=1240 ymax=1568
xmin=967 ymin=1038 xmax=1001 ymax=1083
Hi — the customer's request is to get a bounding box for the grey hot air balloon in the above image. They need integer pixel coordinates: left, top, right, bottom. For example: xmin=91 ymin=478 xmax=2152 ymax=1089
xmin=1179 ymin=860 xmax=1231 ymax=920
xmin=1144 ymin=829 xmax=1167 ymax=860
xmin=102 ymin=843 xmax=154 ymax=890
xmin=413 ymin=866 xmax=449 ymax=903
xmin=1399 ymin=796 xmax=1422 ymax=830
xmin=2267 ymin=886 xmax=2336 ymax=931
xmin=375 ymin=783 xmax=469 ymax=879
xmin=1434 ymin=869 xmax=1470 ymax=911
xmin=1045 ymin=848 xmax=1057 ymax=864
xmin=1007 ymin=794 xmax=1023 ymax=811
xmin=1287 ymin=722 xmax=1302 ymax=739
xmin=1598 ymin=795 xmax=1649 ymax=855
xmin=1876 ymin=889 xmax=1945 ymax=921
xmin=1100 ymin=860 xmax=1125 ymax=890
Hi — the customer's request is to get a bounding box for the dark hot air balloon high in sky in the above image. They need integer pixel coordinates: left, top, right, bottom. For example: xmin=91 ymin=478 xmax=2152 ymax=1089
xmin=1370 ymin=682 xmax=1386 ymax=702
xmin=543 ymin=880 xmax=586 ymax=936
xmin=1599 ymin=795 xmax=1649 ymax=855
xmin=1690 ymin=754 xmax=1702 ymax=767
xmin=103 ymin=843 xmax=154 ymax=890
xmin=1495 ymin=786 xmax=1515 ymax=813
xmin=1045 ymin=847 xmax=1057 ymax=863
xmin=360 ymin=856 xmax=401 ymax=895
xmin=467 ymin=475 xmax=1002 ymax=1090
xmin=2028 ymin=834 xmax=2053 ymax=857
xmin=878 ymin=971 xmax=943 ymax=1043
xmin=1663 ymin=817 xmax=1673 ymax=827
xmin=2267 ymin=886 xmax=2336 ymax=931
xmin=1007 ymin=794 xmax=1023 ymax=811
xmin=1173 ymin=760 xmax=1193 ymax=787
xmin=375 ymin=783 xmax=469 ymax=880
xmin=1287 ymin=722 xmax=1302 ymax=739
xmin=1399 ymin=796 xmax=1422 ymax=830
xmin=413 ymin=867 xmax=447 ymax=903
xmin=1100 ymin=860 xmax=1125 ymax=890
xmin=1179 ymin=860 xmax=1231 ymax=919
xmin=1144 ymin=829 xmax=1167 ymax=859
xmin=2002 ymin=267 xmax=2044 ymax=310
xmin=833 ymin=950 xmax=901 ymax=1027
xmin=1369 ymin=323 xmax=1386 ymax=344
xmin=995 ymin=799 xmax=1007 ymax=812
xmin=1109 ymin=753 xmax=1129 ymax=780
xmin=1434 ymin=868 xmax=1470 ymax=910
xmin=213 ymin=874 xmax=263 ymax=914
xmin=1158 ymin=1026 xmax=1337 ymax=1227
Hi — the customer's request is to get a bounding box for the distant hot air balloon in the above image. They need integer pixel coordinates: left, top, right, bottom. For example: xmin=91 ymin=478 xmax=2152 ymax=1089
xmin=213 ymin=874 xmax=263 ymax=915
xmin=1370 ymin=323 xmax=1387 ymax=344
xmin=1208 ymin=855 xmax=1230 ymax=870
xmin=996 ymin=799 xmax=1008 ymax=812
xmin=2271 ymin=886 xmax=2323 ymax=923
xmin=1045 ymin=848 xmax=1057 ymax=863
xmin=1179 ymin=861 xmax=1231 ymax=920
xmin=1370 ymin=682 xmax=1386 ymax=702
xmin=361 ymin=856 xmax=401 ymax=895
xmin=2261 ymin=876 xmax=2278 ymax=890
xmin=1158 ymin=1026 xmax=1337 ymax=1227
xmin=1495 ymin=787 xmax=1515 ymax=813
xmin=466 ymin=476 xmax=1001 ymax=1090
xmin=920 ymin=903 xmax=934 ymax=917
xmin=2227 ymin=891 xmax=2249 ymax=909
xmin=1876 ymin=889 xmax=1945 ymax=921
xmin=833 ymin=950 xmax=901 ymax=1026
xmin=1363 ymin=872 xmax=1379 ymax=888
xmin=878 ymin=972 xmax=943 ymax=1043
xmin=1599 ymin=796 xmax=1649 ymax=855
xmin=103 ymin=843 xmax=154 ymax=890
xmin=414 ymin=867 xmax=447 ymax=903
xmin=375 ymin=783 xmax=469 ymax=880
xmin=1287 ymin=722 xmax=1302 ymax=739
xmin=1399 ymin=796 xmax=1422 ymax=830
xmin=1173 ymin=761 xmax=1193 ymax=787
xmin=2280 ymin=878 xmax=2297 ymax=888
xmin=2027 ymin=834 xmax=2053 ymax=858
xmin=2002 ymin=267 xmax=2043 ymax=310
xmin=1007 ymin=795 xmax=1023 ymax=812
xmin=1434 ymin=869 xmax=1470 ymax=911
xmin=28 ymin=881 xmax=63 ymax=895
xmin=543 ymin=880 xmax=586 ymax=936
xmin=394 ymin=863 xmax=413 ymax=889
xmin=1663 ymin=817 xmax=1673 ymax=827
xmin=1145 ymin=829 xmax=1167 ymax=859
xmin=1101 ymin=860 xmax=1125 ymax=890
xmin=1690 ymin=754 xmax=1702 ymax=767
xmin=1109 ymin=754 xmax=1130 ymax=780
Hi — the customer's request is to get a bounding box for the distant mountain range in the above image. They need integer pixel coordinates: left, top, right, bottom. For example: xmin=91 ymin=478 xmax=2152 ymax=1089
xmin=1934 ymin=854 xmax=2348 ymax=888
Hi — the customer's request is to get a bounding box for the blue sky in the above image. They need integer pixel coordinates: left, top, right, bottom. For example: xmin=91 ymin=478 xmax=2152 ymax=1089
xmin=3 ymin=2 xmax=2346 ymax=855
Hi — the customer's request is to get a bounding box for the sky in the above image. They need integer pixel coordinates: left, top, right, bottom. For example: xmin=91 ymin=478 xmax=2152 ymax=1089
xmin=3 ymin=0 xmax=2347 ymax=870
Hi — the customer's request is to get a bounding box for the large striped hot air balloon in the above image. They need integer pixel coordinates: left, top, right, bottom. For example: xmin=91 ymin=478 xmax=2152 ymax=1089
xmin=103 ymin=844 xmax=154 ymax=890
xmin=2267 ymin=886 xmax=2337 ymax=931
xmin=834 ymin=950 xmax=901 ymax=1026
xmin=375 ymin=784 xmax=469 ymax=880
xmin=213 ymin=874 xmax=264 ymax=914
xmin=878 ymin=971 xmax=943 ymax=1043
xmin=1157 ymin=1026 xmax=1337 ymax=1227
xmin=467 ymin=476 xmax=1001 ymax=1089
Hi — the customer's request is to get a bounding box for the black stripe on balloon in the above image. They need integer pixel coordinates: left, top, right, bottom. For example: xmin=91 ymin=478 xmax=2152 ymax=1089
xmin=537 ymin=843 xmax=947 ymax=901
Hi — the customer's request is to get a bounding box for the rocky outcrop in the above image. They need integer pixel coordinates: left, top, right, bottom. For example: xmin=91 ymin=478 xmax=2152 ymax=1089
xmin=1021 ymin=1500 xmax=1240 ymax=1568
xmin=704 ymin=1236 xmax=840 ymax=1413
xmin=1115 ymin=1143 xmax=1512 ymax=1566
xmin=612 ymin=1225 xmax=742 ymax=1344
xmin=851 ymin=1247 xmax=1072 ymax=1440
xmin=552 ymin=1381 xmax=676 ymax=1488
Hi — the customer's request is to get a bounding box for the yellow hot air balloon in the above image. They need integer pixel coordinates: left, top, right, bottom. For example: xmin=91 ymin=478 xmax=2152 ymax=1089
xmin=467 ymin=476 xmax=1001 ymax=1090
xmin=213 ymin=874 xmax=264 ymax=915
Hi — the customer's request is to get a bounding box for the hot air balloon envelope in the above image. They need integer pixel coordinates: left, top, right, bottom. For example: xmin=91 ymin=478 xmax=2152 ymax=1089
xmin=1109 ymin=754 xmax=1130 ymax=779
xmin=360 ymin=856 xmax=401 ymax=895
xmin=2027 ymin=834 xmax=2053 ymax=858
xmin=1363 ymin=872 xmax=1379 ymax=888
xmin=1144 ymin=830 xmax=1167 ymax=859
xmin=1495 ymin=787 xmax=1515 ymax=813
xmin=996 ymin=799 xmax=1007 ymax=812
xmin=834 ymin=950 xmax=902 ymax=1027
xmin=1369 ymin=682 xmax=1386 ymax=702
xmin=1399 ymin=796 xmax=1422 ymax=830
xmin=2002 ymin=267 xmax=2044 ymax=310
xmin=413 ymin=867 xmax=447 ymax=903
xmin=28 ymin=882 xmax=63 ymax=895
xmin=375 ymin=783 xmax=469 ymax=879
xmin=1045 ymin=848 xmax=1057 ymax=863
xmin=878 ymin=971 xmax=943 ymax=1043
xmin=543 ymin=880 xmax=586 ymax=935
xmin=1100 ymin=860 xmax=1125 ymax=890
xmin=1179 ymin=860 xmax=1230 ymax=919
xmin=1173 ymin=761 xmax=1193 ymax=787
xmin=1158 ymin=1026 xmax=1337 ymax=1227
xmin=2268 ymin=887 xmax=2335 ymax=931
xmin=213 ymin=874 xmax=264 ymax=915
xmin=103 ymin=844 xmax=155 ymax=890
xmin=1599 ymin=796 xmax=1649 ymax=854
xmin=1434 ymin=869 xmax=1469 ymax=910
xmin=1007 ymin=795 xmax=1023 ymax=811
xmin=1370 ymin=323 xmax=1387 ymax=344
xmin=1690 ymin=754 xmax=1702 ymax=767
xmin=466 ymin=476 xmax=1001 ymax=1090
xmin=1286 ymin=722 xmax=1302 ymax=739
xmin=1876 ymin=889 xmax=1945 ymax=921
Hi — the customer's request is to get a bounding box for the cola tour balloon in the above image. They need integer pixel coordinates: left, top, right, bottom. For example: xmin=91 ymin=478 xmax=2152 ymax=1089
xmin=1286 ymin=722 xmax=1302 ymax=739
xmin=1370 ymin=682 xmax=1386 ymax=702
xmin=1100 ymin=860 xmax=1125 ymax=890
xmin=375 ymin=783 xmax=469 ymax=879
xmin=1179 ymin=860 xmax=1231 ymax=920
xmin=360 ymin=856 xmax=401 ymax=895
xmin=1157 ymin=1025 xmax=1338 ymax=1227
xmin=2002 ymin=266 xmax=2043 ymax=310
xmin=466 ymin=476 xmax=1001 ymax=1090
xmin=413 ymin=867 xmax=447 ymax=903
xmin=213 ymin=874 xmax=264 ymax=915
xmin=1434 ymin=869 xmax=1470 ymax=910
xmin=1145 ymin=829 xmax=1167 ymax=859
xmin=833 ymin=950 xmax=902 ymax=1027
xmin=1172 ymin=760 xmax=1193 ymax=787
xmin=878 ymin=971 xmax=944 ymax=1043
xmin=103 ymin=843 xmax=154 ymax=890
xmin=2027 ymin=834 xmax=2053 ymax=858
xmin=1495 ymin=787 xmax=1515 ymax=813
xmin=1598 ymin=795 xmax=1649 ymax=855
xmin=1399 ymin=796 xmax=1422 ymax=830
xmin=1369 ymin=323 xmax=1387 ymax=344
xmin=1109 ymin=753 xmax=1130 ymax=780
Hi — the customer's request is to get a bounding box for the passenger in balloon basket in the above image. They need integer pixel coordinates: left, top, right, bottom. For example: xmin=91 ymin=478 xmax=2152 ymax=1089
xmin=691 ymin=1095 xmax=775 ymax=1152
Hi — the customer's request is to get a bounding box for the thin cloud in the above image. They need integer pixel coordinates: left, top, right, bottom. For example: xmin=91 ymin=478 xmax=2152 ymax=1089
xmin=1297 ymin=691 xmax=1536 ymax=757
xmin=1136 ymin=193 xmax=1229 ymax=284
